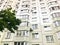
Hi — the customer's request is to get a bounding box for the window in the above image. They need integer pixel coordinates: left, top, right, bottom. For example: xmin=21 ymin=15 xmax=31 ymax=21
xmin=17 ymin=30 xmax=29 ymax=36
xmin=32 ymin=17 xmax=37 ymax=22
xmin=41 ymin=7 xmax=46 ymax=10
xmin=4 ymin=44 xmax=8 ymax=45
xmin=7 ymin=5 xmax=11 ymax=8
xmin=44 ymin=26 xmax=50 ymax=28
xmin=22 ymin=1 xmax=30 ymax=4
xmin=3 ymin=5 xmax=5 ymax=7
xmin=20 ymin=15 xmax=29 ymax=19
xmin=21 ymin=9 xmax=29 ymax=13
xmin=20 ymin=21 xmax=29 ymax=26
xmin=44 ymin=25 xmax=51 ymax=31
xmin=51 ymin=12 xmax=60 ymax=18
xmin=0 ymin=2 xmax=2 ymax=5
xmin=22 ymin=4 xmax=30 ymax=8
xmin=1 ymin=0 xmax=4 ymax=1
xmin=18 ymin=0 xmax=20 ymax=1
xmin=40 ymin=3 xmax=45 ymax=6
xmin=16 ymin=4 xmax=19 ymax=9
xmin=32 ymin=3 xmax=36 ymax=6
xmin=49 ymin=6 xmax=60 ymax=11
xmin=14 ymin=42 xmax=28 ymax=45
xmin=31 ymin=10 xmax=37 ymax=14
xmin=43 ymin=18 xmax=49 ymax=23
xmin=5 ymin=32 xmax=11 ymax=39
xmin=41 ymin=12 xmax=47 ymax=14
xmin=46 ymin=35 xmax=54 ymax=42
xmin=39 ymin=0 xmax=43 ymax=2
xmin=48 ymin=1 xmax=57 ymax=6
xmin=32 ymin=33 xmax=39 ymax=39
xmin=56 ymin=32 xmax=60 ymax=39
xmin=32 ymin=24 xmax=38 ymax=29
xmin=54 ymin=20 xmax=60 ymax=27
xmin=32 ymin=0 xmax=36 ymax=1
xmin=32 ymin=17 xmax=37 ymax=19
xmin=32 ymin=7 xmax=36 ymax=10
xmin=32 ymin=44 xmax=39 ymax=45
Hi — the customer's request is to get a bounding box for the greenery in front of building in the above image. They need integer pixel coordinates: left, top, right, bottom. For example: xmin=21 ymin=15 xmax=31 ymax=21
xmin=0 ymin=8 xmax=21 ymax=33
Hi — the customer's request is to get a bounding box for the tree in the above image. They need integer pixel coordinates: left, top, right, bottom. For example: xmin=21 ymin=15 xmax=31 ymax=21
xmin=30 ymin=28 xmax=33 ymax=32
xmin=0 ymin=8 xmax=21 ymax=33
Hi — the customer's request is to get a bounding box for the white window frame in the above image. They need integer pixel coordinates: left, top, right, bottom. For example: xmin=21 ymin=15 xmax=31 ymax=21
xmin=56 ymin=32 xmax=60 ymax=39
xmin=14 ymin=42 xmax=28 ymax=45
xmin=32 ymin=33 xmax=39 ymax=39
xmin=5 ymin=32 xmax=11 ymax=39
xmin=54 ymin=20 xmax=60 ymax=27
xmin=46 ymin=35 xmax=54 ymax=42
xmin=17 ymin=30 xmax=29 ymax=37
xmin=32 ymin=24 xmax=38 ymax=29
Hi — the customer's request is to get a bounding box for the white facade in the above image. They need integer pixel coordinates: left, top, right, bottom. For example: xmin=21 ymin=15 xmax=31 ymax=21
xmin=0 ymin=0 xmax=60 ymax=45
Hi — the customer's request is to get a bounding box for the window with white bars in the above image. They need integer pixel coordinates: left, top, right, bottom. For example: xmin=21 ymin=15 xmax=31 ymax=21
xmin=48 ymin=1 xmax=57 ymax=6
xmin=14 ymin=42 xmax=28 ymax=45
xmin=51 ymin=12 xmax=60 ymax=18
xmin=49 ymin=6 xmax=60 ymax=11
xmin=17 ymin=30 xmax=29 ymax=37
xmin=20 ymin=15 xmax=29 ymax=20
xmin=5 ymin=32 xmax=11 ymax=39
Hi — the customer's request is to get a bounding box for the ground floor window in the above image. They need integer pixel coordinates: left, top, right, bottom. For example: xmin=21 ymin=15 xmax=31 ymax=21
xmin=4 ymin=44 xmax=8 ymax=45
xmin=32 ymin=44 xmax=39 ymax=45
xmin=14 ymin=42 xmax=28 ymax=45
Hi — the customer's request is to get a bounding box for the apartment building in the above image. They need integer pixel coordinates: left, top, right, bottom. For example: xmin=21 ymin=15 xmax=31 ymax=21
xmin=0 ymin=0 xmax=60 ymax=45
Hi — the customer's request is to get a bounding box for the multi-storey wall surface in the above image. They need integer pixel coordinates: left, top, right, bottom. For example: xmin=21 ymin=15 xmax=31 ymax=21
xmin=0 ymin=0 xmax=60 ymax=45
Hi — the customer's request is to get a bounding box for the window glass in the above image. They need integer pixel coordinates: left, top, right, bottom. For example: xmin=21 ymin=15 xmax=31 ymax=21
xmin=32 ymin=24 xmax=38 ymax=29
xmin=54 ymin=20 xmax=60 ymax=27
xmin=32 ymin=33 xmax=39 ymax=39
xmin=14 ymin=42 xmax=28 ymax=45
xmin=43 ymin=18 xmax=49 ymax=23
xmin=17 ymin=30 xmax=29 ymax=36
xmin=49 ymin=6 xmax=60 ymax=11
xmin=48 ymin=1 xmax=57 ymax=6
xmin=56 ymin=32 xmax=60 ymax=39
xmin=51 ymin=12 xmax=60 ymax=18
xmin=46 ymin=35 xmax=54 ymax=42
xmin=20 ymin=21 xmax=29 ymax=26
xmin=32 ymin=44 xmax=39 ymax=45
xmin=5 ymin=32 xmax=11 ymax=39
xmin=4 ymin=44 xmax=8 ymax=45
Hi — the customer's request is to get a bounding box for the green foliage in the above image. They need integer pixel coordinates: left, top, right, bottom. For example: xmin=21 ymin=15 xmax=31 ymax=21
xmin=30 ymin=28 xmax=33 ymax=32
xmin=0 ymin=8 xmax=21 ymax=33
